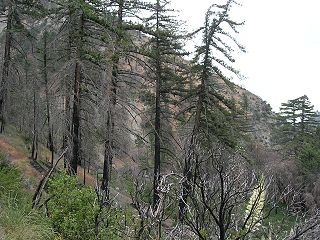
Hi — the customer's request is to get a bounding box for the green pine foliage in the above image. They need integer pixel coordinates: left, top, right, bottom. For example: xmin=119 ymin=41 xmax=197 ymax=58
xmin=273 ymin=95 xmax=319 ymax=151
xmin=298 ymin=143 xmax=320 ymax=173
xmin=187 ymin=0 xmax=245 ymax=148
xmin=273 ymin=95 xmax=320 ymax=172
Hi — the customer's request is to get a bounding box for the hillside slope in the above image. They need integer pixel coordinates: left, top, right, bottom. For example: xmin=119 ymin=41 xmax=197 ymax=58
xmin=0 ymin=129 xmax=133 ymax=207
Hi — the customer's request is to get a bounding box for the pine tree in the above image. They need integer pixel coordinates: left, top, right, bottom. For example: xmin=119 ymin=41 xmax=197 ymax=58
xmin=274 ymin=95 xmax=318 ymax=156
xmin=0 ymin=0 xmax=44 ymax=133
xmin=101 ymin=0 xmax=133 ymax=199
xmin=138 ymin=0 xmax=187 ymax=211
xmin=36 ymin=30 xmax=55 ymax=164
xmin=179 ymin=0 xmax=245 ymax=221
xmin=47 ymin=0 xmax=115 ymax=174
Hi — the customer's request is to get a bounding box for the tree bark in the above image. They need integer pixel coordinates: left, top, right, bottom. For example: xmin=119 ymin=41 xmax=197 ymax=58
xmin=32 ymin=149 xmax=67 ymax=209
xmin=101 ymin=0 xmax=123 ymax=198
xmin=62 ymin=43 xmax=72 ymax=169
xmin=179 ymin=40 xmax=210 ymax=222
xmin=70 ymin=60 xmax=81 ymax=175
xmin=31 ymin=90 xmax=38 ymax=161
xmin=153 ymin=0 xmax=161 ymax=211
xmin=0 ymin=2 xmax=13 ymax=133
xmin=69 ymin=10 xmax=84 ymax=175
xmin=43 ymin=31 xmax=54 ymax=165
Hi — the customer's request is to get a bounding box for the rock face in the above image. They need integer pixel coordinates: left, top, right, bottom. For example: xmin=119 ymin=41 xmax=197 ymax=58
xmin=236 ymin=86 xmax=275 ymax=147
xmin=214 ymin=78 xmax=275 ymax=147
xmin=123 ymin=75 xmax=275 ymax=170
xmin=101 ymin=65 xmax=275 ymax=172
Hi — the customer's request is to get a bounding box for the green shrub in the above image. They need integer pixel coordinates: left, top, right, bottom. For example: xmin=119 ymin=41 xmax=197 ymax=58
xmin=46 ymin=171 xmax=140 ymax=239
xmin=47 ymin=171 xmax=99 ymax=240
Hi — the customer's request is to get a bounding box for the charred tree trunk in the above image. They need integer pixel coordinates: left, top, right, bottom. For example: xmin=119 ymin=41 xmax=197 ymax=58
xmin=31 ymin=90 xmax=38 ymax=161
xmin=153 ymin=67 xmax=161 ymax=208
xmin=102 ymin=112 xmax=112 ymax=198
xmin=62 ymin=59 xmax=71 ymax=169
xmin=153 ymin=0 xmax=162 ymax=211
xmin=0 ymin=3 xmax=13 ymax=133
xmin=179 ymin=44 xmax=210 ymax=222
xmin=62 ymin=8 xmax=75 ymax=169
xmin=69 ymin=10 xmax=84 ymax=175
xmin=63 ymin=6 xmax=75 ymax=171
xmin=101 ymin=54 xmax=116 ymax=199
xmin=101 ymin=0 xmax=123 ymax=198
xmin=70 ymin=61 xmax=81 ymax=175
xmin=43 ymin=31 xmax=54 ymax=165
xmin=83 ymin=157 xmax=86 ymax=185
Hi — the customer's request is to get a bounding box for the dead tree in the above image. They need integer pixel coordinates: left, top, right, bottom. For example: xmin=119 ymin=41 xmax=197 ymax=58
xmin=131 ymin=171 xmax=177 ymax=240
xmin=0 ymin=1 xmax=13 ymax=133
xmin=284 ymin=210 xmax=320 ymax=240
xmin=41 ymin=31 xmax=55 ymax=164
xmin=183 ymin=145 xmax=270 ymax=240
xmin=32 ymin=149 xmax=67 ymax=209
xmin=179 ymin=0 xmax=245 ymax=221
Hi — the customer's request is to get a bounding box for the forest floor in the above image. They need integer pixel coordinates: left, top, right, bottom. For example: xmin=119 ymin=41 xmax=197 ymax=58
xmin=0 ymin=129 xmax=131 ymax=204
xmin=0 ymin=137 xmax=43 ymax=184
xmin=0 ymin=130 xmax=97 ymax=186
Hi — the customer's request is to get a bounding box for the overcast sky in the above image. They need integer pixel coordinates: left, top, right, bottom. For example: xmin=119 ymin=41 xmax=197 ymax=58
xmin=171 ymin=0 xmax=320 ymax=112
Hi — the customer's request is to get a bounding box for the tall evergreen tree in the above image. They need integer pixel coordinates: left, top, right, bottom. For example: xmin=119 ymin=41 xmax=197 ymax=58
xmin=83 ymin=0 xmax=157 ymax=199
xmin=101 ymin=0 xmax=135 ymax=199
xmin=179 ymin=0 xmax=245 ymax=221
xmin=274 ymin=95 xmax=318 ymax=155
xmin=0 ymin=0 xmax=44 ymax=132
xmin=138 ymin=0 xmax=186 ymax=210
xmin=48 ymin=0 xmax=113 ymax=174
xmin=37 ymin=30 xmax=55 ymax=164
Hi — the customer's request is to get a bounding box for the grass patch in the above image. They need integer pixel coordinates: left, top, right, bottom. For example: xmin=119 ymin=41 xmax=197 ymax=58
xmin=0 ymin=166 xmax=21 ymax=195
xmin=0 ymin=157 xmax=59 ymax=240
xmin=0 ymin=193 xmax=58 ymax=240
xmin=265 ymin=205 xmax=298 ymax=236
xmin=4 ymin=125 xmax=30 ymax=156
xmin=0 ymin=152 xmax=22 ymax=195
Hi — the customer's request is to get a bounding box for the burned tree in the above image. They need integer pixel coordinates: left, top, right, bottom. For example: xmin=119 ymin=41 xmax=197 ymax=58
xmin=184 ymin=145 xmax=268 ymax=240
xmin=179 ymin=0 xmax=245 ymax=221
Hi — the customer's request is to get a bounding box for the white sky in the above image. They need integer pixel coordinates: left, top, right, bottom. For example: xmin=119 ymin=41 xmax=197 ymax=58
xmin=171 ymin=0 xmax=320 ymax=112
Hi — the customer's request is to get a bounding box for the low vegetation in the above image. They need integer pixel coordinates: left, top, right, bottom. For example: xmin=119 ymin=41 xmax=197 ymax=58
xmin=0 ymin=153 xmax=57 ymax=240
xmin=1 ymin=0 xmax=320 ymax=239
